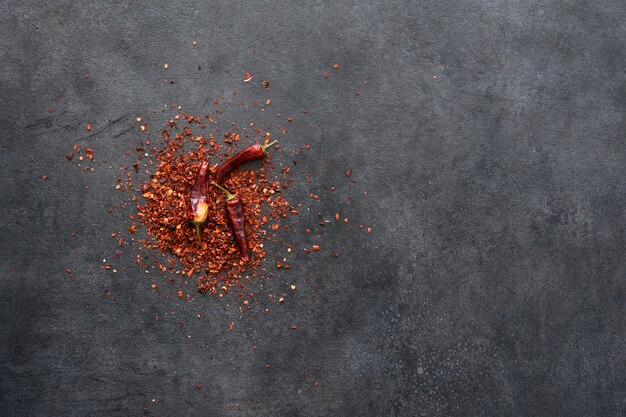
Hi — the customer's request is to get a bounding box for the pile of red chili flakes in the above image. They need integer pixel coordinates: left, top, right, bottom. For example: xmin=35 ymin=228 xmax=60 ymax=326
xmin=133 ymin=117 xmax=292 ymax=296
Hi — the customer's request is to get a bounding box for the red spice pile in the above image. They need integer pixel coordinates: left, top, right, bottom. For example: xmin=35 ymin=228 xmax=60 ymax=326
xmin=135 ymin=117 xmax=291 ymax=295
xmin=62 ymin=64 xmax=377 ymax=307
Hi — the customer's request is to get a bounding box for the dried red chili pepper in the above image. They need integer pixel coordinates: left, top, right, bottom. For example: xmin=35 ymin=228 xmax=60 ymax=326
xmin=212 ymin=183 xmax=249 ymax=262
xmin=189 ymin=160 xmax=210 ymax=242
xmin=213 ymin=140 xmax=278 ymax=183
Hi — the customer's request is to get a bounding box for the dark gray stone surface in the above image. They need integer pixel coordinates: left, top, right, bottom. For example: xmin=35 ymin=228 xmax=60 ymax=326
xmin=1 ymin=1 xmax=625 ymax=416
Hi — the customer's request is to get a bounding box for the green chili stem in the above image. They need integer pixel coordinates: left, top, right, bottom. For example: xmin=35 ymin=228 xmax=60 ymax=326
xmin=211 ymin=182 xmax=236 ymax=201
xmin=261 ymin=139 xmax=278 ymax=153
xmin=193 ymin=222 xmax=202 ymax=243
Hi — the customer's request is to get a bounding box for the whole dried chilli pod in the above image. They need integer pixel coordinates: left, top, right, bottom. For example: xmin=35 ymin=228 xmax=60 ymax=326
xmin=189 ymin=160 xmax=210 ymax=242
xmin=213 ymin=140 xmax=278 ymax=183
xmin=211 ymin=183 xmax=250 ymax=262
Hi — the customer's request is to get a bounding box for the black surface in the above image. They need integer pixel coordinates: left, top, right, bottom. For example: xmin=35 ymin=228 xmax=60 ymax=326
xmin=1 ymin=1 xmax=625 ymax=416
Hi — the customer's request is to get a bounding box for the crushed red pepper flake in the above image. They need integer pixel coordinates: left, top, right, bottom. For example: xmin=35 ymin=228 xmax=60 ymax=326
xmin=69 ymin=91 xmax=372 ymax=306
xmin=84 ymin=147 xmax=94 ymax=161
xmin=131 ymin=116 xmax=292 ymax=296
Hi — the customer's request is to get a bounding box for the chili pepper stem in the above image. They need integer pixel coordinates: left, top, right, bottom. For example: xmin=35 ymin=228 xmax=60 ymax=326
xmin=261 ymin=139 xmax=278 ymax=153
xmin=211 ymin=182 xmax=236 ymax=201
xmin=192 ymin=221 xmax=202 ymax=242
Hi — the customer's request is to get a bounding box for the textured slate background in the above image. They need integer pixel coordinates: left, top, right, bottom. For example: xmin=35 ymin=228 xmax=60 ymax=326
xmin=1 ymin=1 xmax=625 ymax=416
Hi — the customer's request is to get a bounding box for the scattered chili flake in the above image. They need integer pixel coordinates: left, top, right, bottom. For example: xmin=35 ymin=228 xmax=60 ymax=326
xmin=163 ymin=63 xmax=169 ymax=69
xmin=291 ymin=325 xmax=297 ymax=330
xmin=195 ymin=384 xmax=201 ymax=391
xmin=323 ymin=71 xmax=329 ymax=78
xmin=262 ymin=80 xmax=269 ymax=89
xmin=130 ymin=112 xmax=293 ymax=298
xmin=345 ymin=169 xmax=352 ymax=177
xmin=65 ymin=268 xmax=72 ymax=276
xmin=86 ymin=123 xmax=92 ymax=131
xmin=243 ymin=72 xmax=252 ymax=82
xmin=88 ymin=93 xmax=369 ymax=306
xmin=66 ymin=152 xmax=74 ymax=160
xmin=333 ymin=63 xmax=340 ymax=70
xmin=42 ymin=175 xmax=48 ymax=180
xmin=48 ymin=106 xmax=53 ymax=113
